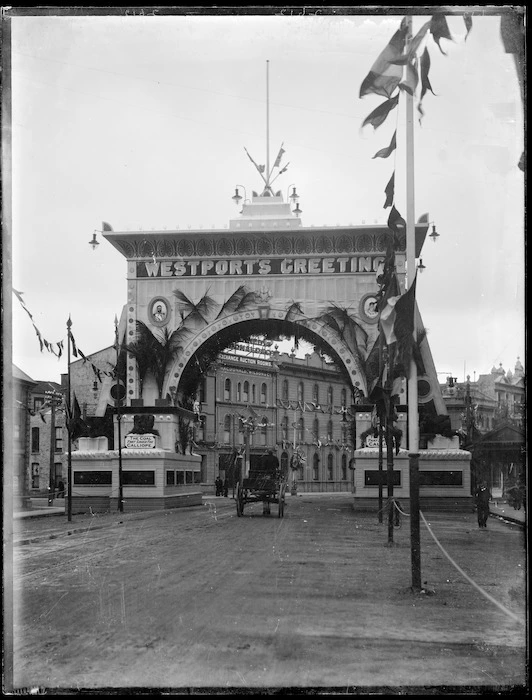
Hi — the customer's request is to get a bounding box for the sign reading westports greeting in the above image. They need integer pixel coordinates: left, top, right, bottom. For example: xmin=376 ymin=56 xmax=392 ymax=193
xmin=125 ymin=434 xmax=156 ymax=449
xmin=136 ymin=256 xmax=385 ymax=278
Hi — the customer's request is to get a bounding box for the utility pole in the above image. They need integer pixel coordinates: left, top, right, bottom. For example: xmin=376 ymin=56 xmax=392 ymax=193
xmin=46 ymin=389 xmax=63 ymax=506
xmin=114 ymin=316 xmax=124 ymax=513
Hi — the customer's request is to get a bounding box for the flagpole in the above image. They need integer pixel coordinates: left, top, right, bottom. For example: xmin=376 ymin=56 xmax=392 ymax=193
xmin=67 ymin=317 xmax=73 ymax=522
xmin=405 ymin=14 xmax=421 ymax=592
xmin=114 ymin=315 xmax=124 ymax=513
xmin=266 ymin=59 xmax=270 ymax=190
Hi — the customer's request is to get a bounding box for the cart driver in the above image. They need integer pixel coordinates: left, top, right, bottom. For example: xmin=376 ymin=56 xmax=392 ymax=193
xmin=262 ymin=449 xmax=280 ymax=478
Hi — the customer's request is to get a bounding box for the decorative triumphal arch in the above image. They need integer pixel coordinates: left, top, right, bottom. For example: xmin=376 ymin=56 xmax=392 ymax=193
xmin=103 ymin=193 xmax=430 ymax=407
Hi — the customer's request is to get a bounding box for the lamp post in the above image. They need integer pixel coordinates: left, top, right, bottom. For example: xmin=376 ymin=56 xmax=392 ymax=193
xmin=114 ymin=315 xmax=124 ymax=513
xmin=45 ymin=389 xmax=63 ymax=506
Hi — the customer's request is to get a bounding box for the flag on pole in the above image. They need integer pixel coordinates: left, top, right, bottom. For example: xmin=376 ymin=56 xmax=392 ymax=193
xmin=387 ymin=205 xmax=406 ymax=235
xmin=359 ymin=17 xmax=408 ymax=98
xmin=418 ymin=47 xmax=436 ymax=120
xmin=372 ymin=130 xmax=397 ymax=159
xmin=68 ymin=328 xmax=78 ymax=358
xmin=384 ymin=172 xmax=395 ymax=208
xmin=273 ymin=144 xmax=285 ymax=168
xmin=463 ymin=13 xmax=473 ymax=40
xmin=430 ymin=13 xmax=453 ymax=55
xmin=379 ymin=277 xmax=418 ymax=378
xmin=362 ymin=94 xmax=400 ymax=130
xmin=399 ymin=56 xmax=419 ymax=96
xmin=244 ymin=147 xmax=266 ymax=176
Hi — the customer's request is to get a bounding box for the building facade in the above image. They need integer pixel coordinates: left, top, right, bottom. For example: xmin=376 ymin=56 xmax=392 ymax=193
xmin=13 ymin=365 xmax=37 ymax=510
xmin=26 ymin=380 xmax=66 ymax=499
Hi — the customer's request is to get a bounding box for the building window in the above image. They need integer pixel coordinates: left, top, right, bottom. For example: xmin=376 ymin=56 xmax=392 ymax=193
xmin=260 ymin=417 xmax=268 ymax=445
xmin=243 ymin=381 xmax=249 ymax=403
xmin=341 ymin=454 xmax=347 ymax=480
xmin=74 ymin=471 xmax=112 ymax=485
xmin=252 ymin=384 xmax=256 ymax=403
xmin=313 ymin=453 xmax=320 ymax=481
xmin=341 ymin=388 xmax=347 ymax=407
xmin=327 ymin=420 xmax=333 ymax=442
xmin=327 ymin=453 xmax=334 ymax=481
xmin=198 ymin=415 xmax=206 ymax=441
xmin=31 ymin=427 xmax=40 ymax=453
xmin=328 ymin=386 xmax=333 ymax=406
xmin=313 ymin=418 xmax=320 ymax=444
xmin=223 ymin=415 xmax=231 ymax=444
xmin=198 ymin=379 xmax=206 ymax=403
xmin=281 ymin=415 xmax=289 ymax=441
xmin=298 ymin=417 xmax=305 ymax=444
xmin=55 ymin=426 xmax=63 ymax=452
xmin=224 ymin=378 xmax=231 ymax=401
xmin=31 ymin=463 xmax=39 ymax=489
xmin=122 ymin=471 xmax=155 ymax=486
xmin=282 ymin=380 xmax=289 ymax=401
xmin=34 ymin=397 xmax=44 ymax=412
xmin=54 ymin=463 xmax=62 ymax=488
xmin=237 ymin=382 xmax=241 ymax=402
xmin=297 ymin=382 xmax=304 ymax=402
xmin=313 ymin=384 xmax=319 ymax=404
xmin=260 ymin=383 xmax=267 ymax=405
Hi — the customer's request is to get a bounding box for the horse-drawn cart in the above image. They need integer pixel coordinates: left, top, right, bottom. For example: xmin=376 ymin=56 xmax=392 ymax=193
xmin=235 ymin=469 xmax=287 ymax=517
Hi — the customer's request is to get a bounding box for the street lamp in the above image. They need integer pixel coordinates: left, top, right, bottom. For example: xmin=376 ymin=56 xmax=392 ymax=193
xmin=88 ymin=232 xmax=100 ymax=251
xmin=429 ymin=222 xmax=440 ymax=243
xmin=232 ymin=185 xmax=247 ymax=206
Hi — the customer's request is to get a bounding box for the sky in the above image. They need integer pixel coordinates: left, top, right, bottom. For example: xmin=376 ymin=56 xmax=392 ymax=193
xmin=6 ymin=7 xmax=525 ymax=388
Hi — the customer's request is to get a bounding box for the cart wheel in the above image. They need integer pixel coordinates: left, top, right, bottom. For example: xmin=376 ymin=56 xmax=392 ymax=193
xmin=236 ymin=483 xmax=244 ymax=517
xmin=278 ymin=484 xmax=286 ymax=518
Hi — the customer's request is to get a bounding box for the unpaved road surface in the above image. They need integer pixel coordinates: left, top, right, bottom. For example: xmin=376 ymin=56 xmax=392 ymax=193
xmin=8 ymin=494 xmax=527 ymax=692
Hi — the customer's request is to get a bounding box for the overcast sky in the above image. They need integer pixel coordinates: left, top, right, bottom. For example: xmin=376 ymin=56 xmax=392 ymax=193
xmin=7 ymin=7 xmax=525 ymax=387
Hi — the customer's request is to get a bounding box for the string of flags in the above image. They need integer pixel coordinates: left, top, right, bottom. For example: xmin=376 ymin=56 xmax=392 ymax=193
xmin=359 ymin=12 xmax=473 ymax=407
xmin=13 ymin=288 xmax=116 ymax=384
xmin=360 ymin=12 xmax=473 ymax=228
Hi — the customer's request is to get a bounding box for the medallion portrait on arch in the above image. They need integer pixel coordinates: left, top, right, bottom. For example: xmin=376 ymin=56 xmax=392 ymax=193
xmin=149 ymin=297 xmax=170 ymax=326
xmin=359 ymin=293 xmax=379 ymax=324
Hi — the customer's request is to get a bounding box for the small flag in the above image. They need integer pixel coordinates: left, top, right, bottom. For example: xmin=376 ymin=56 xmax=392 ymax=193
xmin=430 ymin=13 xmax=453 ymax=55
xmin=380 ymin=277 xmax=418 ymax=379
xmin=69 ymin=329 xmax=78 ymax=358
xmin=399 ymin=56 xmax=419 ymax=96
xmin=384 ymin=172 xmax=395 ymax=209
xmin=244 ymin=147 xmax=266 ymax=178
xmin=418 ymin=47 xmax=436 ymax=121
xmin=463 ymin=13 xmax=473 ymax=41
xmin=372 ymin=130 xmax=397 ymax=159
xmin=273 ymin=144 xmax=285 ymax=168
xmin=362 ymin=94 xmax=400 ymax=130
xmin=359 ymin=18 xmax=408 ymax=98
xmin=387 ymin=205 xmax=406 ymax=235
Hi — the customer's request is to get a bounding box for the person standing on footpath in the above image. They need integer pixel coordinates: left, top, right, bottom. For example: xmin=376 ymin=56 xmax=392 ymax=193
xmin=215 ymin=476 xmax=223 ymax=497
xmin=475 ymin=480 xmax=491 ymax=528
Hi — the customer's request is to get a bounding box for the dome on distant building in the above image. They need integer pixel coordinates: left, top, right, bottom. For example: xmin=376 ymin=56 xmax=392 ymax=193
xmin=514 ymin=356 xmax=524 ymax=376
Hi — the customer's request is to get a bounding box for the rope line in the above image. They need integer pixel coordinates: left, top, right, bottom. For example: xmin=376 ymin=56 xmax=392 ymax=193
xmin=419 ymin=511 xmax=524 ymax=625
xmin=379 ymin=500 xmax=523 ymax=625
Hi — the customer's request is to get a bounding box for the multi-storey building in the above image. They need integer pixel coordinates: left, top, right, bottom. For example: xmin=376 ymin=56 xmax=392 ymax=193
xmin=26 ymin=380 xmax=65 ymax=498
xmin=13 ymin=365 xmax=37 ymax=510
xmin=198 ymin=344 xmax=356 ymax=493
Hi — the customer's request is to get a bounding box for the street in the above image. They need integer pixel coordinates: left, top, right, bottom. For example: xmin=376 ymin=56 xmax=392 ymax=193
xmin=11 ymin=493 xmax=527 ymax=692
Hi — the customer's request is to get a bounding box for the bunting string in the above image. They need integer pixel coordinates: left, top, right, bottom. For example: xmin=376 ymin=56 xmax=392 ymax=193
xmin=13 ymin=288 xmax=115 ymax=383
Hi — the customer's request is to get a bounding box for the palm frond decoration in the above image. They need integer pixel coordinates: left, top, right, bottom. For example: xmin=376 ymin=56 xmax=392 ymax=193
xmin=284 ymin=300 xmax=304 ymax=349
xmin=318 ymin=303 xmax=369 ymax=358
xmin=124 ymin=320 xmax=193 ymax=399
xmin=124 ymin=321 xmax=160 ymax=398
xmin=173 ymin=289 xmax=218 ymax=326
xmin=215 ymin=285 xmax=257 ymax=319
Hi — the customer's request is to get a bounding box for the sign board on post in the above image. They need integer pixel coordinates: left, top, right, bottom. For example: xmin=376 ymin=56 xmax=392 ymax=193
xmin=125 ymin=434 xmax=156 ymax=449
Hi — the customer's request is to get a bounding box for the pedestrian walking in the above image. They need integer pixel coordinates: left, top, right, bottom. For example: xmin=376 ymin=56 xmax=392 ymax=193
xmin=215 ymin=476 xmax=223 ymax=497
xmin=475 ymin=481 xmax=491 ymax=528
